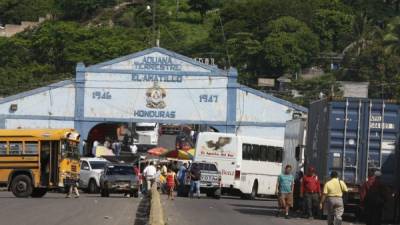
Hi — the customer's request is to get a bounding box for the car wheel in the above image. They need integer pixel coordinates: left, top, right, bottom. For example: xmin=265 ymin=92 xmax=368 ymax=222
xmin=11 ymin=175 xmax=33 ymax=198
xmin=101 ymin=189 xmax=109 ymax=197
xmin=214 ymin=188 xmax=221 ymax=199
xmin=89 ymin=179 xmax=99 ymax=193
xmin=133 ymin=190 xmax=139 ymax=198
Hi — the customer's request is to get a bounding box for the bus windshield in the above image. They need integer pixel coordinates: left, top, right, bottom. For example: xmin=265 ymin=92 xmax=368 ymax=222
xmin=62 ymin=141 xmax=80 ymax=160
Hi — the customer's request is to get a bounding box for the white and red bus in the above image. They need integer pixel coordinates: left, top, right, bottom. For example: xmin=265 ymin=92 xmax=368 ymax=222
xmin=194 ymin=132 xmax=283 ymax=199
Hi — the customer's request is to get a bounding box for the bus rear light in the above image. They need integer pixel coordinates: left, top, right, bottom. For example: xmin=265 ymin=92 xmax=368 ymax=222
xmin=234 ymin=170 xmax=240 ymax=180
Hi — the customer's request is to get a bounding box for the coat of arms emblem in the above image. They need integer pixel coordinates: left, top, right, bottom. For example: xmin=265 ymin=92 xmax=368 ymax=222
xmin=146 ymin=82 xmax=166 ymax=109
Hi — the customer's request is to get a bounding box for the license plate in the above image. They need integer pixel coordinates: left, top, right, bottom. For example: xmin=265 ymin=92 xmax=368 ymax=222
xmin=115 ymin=183 xmax=129 ymax=188
xmin=202 ymin=175 xmax=214 ymax=181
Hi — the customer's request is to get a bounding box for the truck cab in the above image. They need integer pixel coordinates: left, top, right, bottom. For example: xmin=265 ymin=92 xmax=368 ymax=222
xmin=79 ymin=157 xmax=108 ymax=193
xmin=133 ymin=123 xmax=159 ymax=149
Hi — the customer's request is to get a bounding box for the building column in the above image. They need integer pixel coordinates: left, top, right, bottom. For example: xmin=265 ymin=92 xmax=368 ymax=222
xmin=74 ymin=62 xmax=86 ymax=153
xmin=225 ymin=67 xmax=238 ymax=133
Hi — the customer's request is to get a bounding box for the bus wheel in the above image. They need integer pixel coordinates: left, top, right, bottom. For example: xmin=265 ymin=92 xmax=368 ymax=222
xmin=11 ymin=175 xmax=33 ymax=198
xmin=31 ymin=188 xmax=47 ymax=198
xmin=250 ymin=182 xmax=258 ymax=200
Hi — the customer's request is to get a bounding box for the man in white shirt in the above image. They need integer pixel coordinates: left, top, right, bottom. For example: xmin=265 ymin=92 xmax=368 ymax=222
xmin=143 ymin=161 xmax=157 ymax=193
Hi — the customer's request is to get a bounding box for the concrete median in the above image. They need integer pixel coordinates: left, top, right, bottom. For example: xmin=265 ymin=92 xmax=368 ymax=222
xmin=149 ymin=184 xmax=165 ymax=225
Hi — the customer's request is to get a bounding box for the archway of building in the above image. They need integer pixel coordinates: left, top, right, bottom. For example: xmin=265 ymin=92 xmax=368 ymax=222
xmin=82 ymin=121 xmax=221 ymax=157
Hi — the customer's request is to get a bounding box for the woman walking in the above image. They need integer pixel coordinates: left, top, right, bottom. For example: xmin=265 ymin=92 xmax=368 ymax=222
xmin=166 ymin=167 xmax=178 ymax=200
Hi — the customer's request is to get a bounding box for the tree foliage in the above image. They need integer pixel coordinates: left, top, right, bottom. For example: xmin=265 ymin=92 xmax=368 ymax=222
xmin=0 ymin=0 xmax=54 ymax=24
xmin=0 ymin=0 xmax=399 ymax=105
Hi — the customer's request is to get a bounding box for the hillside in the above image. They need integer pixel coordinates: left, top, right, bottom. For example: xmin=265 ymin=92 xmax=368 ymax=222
xmin=0 ymin=0 xmax=399 ymax=106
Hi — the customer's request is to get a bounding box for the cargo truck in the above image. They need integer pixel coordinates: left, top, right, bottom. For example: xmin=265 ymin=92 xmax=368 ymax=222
xmin=306 ymin=98 xmax=400 ymax=221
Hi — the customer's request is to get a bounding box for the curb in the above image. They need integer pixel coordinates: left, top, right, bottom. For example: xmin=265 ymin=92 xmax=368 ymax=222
xmin=149 ymin=184 xmax=165 ymax=225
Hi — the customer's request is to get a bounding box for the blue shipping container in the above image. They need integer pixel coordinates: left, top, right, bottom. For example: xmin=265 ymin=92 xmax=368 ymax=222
xmin=306 ymin=98 xmax=399 ymax=187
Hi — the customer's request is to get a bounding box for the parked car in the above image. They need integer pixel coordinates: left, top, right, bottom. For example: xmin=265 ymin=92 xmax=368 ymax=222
xmin=79 ymin=157 xmax=108 ymax=193
xmin=100 ymin=163 xmax=139 ymax=197
xmin=183 ymin=161 xmax=221 ymax=199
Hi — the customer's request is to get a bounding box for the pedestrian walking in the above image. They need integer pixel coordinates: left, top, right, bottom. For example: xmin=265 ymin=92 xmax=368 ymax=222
xmin=143 ymin=161 xmax=157 ymax=194
xmin=65 ymin=176 xmax=80 ymax=198
xmin=189 ymin=163 xmax=201 ymax=199
xmin=177 ymin=163 xmax=188 ymax=196
xmin=363 ymin=171 xmax=387 ymax=225
xmin=155 ymin=165 xmax=161 ymax=190
xmin=320 ymin=171 xmax=348 ymax=225
xmin=276 ymin=164 xmax=294 ymax=219
xmin=166 ymin=167 xmax=178 ymax=200
xmin=293 ymin=170 xmax=304 ymax=212
xmin=301 ymin=166 xmax=321 ymax=219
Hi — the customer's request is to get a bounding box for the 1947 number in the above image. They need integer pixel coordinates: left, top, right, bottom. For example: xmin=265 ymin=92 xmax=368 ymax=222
xmin=199 ymin=94 xmax=218 ymax=103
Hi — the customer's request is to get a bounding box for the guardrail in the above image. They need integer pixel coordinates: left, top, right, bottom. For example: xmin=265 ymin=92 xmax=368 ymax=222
xmin=149 ymin=184 xmax=165 ymax=225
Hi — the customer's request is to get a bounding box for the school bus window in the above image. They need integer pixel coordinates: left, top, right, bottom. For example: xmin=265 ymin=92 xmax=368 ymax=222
xmin=9 ymin=142 xmax=23 ymax=155
xmin=0 ymin=142 xmax=7 ymax=155
xmin=25 ymin=142 xmax=38 ymax=154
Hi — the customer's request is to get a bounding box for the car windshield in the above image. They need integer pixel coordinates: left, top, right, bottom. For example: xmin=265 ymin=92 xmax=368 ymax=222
xmin=106 ymin=166 xmax=134 ymax=175
xmin=193 ymin=163 xmax=217 ymax=171
xmin=90 ymin=161 xmax=107 ymax=170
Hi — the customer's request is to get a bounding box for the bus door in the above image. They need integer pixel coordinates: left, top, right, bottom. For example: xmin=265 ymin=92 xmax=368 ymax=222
xmin=49 ymin=141 xmax=59 ymax=186
xmin=40 ymin=141 xmax=50 ymax=186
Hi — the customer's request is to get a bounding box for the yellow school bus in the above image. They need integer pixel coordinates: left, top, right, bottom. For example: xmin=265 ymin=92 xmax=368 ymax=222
xmin=0 ymin=129 xmax=81 ymax=197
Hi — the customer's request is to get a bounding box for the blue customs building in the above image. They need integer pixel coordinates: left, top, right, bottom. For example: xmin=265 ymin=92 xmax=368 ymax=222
xmin=0 ymin=47 xmax=307 ymax=151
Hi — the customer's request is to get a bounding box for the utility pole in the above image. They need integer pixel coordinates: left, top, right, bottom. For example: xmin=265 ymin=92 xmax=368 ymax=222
xmin=152 ymin=0 xmax=157 ymax=47
xmin=176 ymin=0 xmax=179 ymax=19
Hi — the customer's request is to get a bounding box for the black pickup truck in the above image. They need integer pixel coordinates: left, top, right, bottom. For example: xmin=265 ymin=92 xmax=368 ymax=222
xmin=99 ymin=163 xmax=139 ymax=197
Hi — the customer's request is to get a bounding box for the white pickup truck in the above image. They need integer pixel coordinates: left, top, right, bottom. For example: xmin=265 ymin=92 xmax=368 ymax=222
xmin=79 ymin=157 xmax=108 ymax=193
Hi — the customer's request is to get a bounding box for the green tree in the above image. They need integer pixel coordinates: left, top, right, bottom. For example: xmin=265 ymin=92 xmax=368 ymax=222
xmin=56 ymin=0 xmax=116 ymax=21
xmin=288 ymin=74 xmax=341 ymax=106
xmin=383 ymin=16 xmax=400 ymax=55
xmin=226 ymin=32 xmax=262 ymax=73
xmin=188 ymin=0 xmax=221 ymax=21
xmin=263 ymin=17 xmax=319 ymax=75
xmin=0 ymin=0 xmax=54 ymax=24
xmin=340 ymin=42 xmax=400 ymax=100
xmin=312 ymin=9 xmax=354 ymax=52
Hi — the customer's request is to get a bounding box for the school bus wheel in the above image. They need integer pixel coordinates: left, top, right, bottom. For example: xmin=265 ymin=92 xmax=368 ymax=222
xmin=11 ymin=174 xmax=33 ymax=198
xmin=31 ymin=188 xmax=47 ymax=198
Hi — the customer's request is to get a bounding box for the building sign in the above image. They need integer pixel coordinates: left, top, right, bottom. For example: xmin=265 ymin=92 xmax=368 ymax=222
xmin=258 ymin=78 xmax=275 ymax=87
xmin=133 ymin=82 xmax=177 ymax=119
xmin=131 ymin=74 xmax=183 ymax=83
xmin=84 ymin=51 xmax=227 ymax=121
xmin=134 ymin=56 xmax=182 ymax=71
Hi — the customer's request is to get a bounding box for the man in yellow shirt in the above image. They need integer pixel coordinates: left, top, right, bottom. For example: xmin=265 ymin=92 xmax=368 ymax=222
xmin=320 ymin=171 xmax=348 ymax=225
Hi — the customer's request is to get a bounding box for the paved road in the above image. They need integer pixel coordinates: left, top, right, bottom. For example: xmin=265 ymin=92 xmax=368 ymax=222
xmin=163 ymin=195 xmax=355 ymax=225
xmin=0 ymin=192 xmax=142 ymax=225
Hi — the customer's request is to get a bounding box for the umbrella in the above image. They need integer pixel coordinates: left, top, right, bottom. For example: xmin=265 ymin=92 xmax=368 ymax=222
xmin=162 ymin=148 xmax=195 ymax=160
xmin=147 ymin=147 xmax=168 ymax=156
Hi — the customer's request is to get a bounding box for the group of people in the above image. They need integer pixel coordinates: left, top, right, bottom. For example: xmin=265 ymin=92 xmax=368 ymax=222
xmin=141 ymin=161 xmax=202 ymax=200
xmin=276 ymin=164 xmax=388 ymax=225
